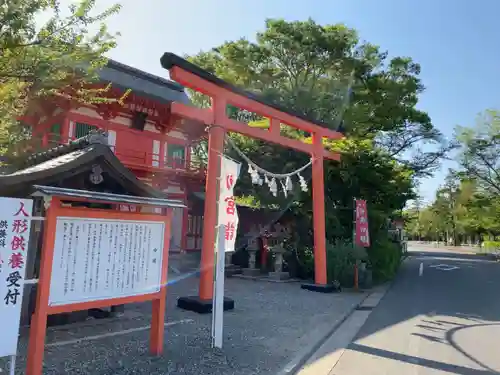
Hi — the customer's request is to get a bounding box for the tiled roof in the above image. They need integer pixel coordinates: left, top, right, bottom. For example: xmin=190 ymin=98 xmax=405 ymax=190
xmin=98 ymin=59 xmax=191 ymax=105
xmin=24 ymin=130 xmax=109 ymax=168
xmin=0 ymin=130 xmax=166 ymax=199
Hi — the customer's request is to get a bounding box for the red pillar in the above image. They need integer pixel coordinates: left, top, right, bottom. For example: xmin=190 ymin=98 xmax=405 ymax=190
xmin=41 ymin=130 xmax=49 ymax=148
xmin=312 ymin=133 xmax=327 ymax=285
xmin=26 ymin=198 xmax=59 ymax=375
xmin=159 ymin=129 xmax=166 ymax=169
xmin=61 ymin=116 xmax=70 ymax=144
xmin=181 ymin=190 xmax=189 ymax=251
xmin=198 ymin=98 xmax=226 ymax=300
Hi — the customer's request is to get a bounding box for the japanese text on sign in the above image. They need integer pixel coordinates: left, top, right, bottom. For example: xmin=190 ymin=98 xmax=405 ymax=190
xmin=0 ymin=197 xmax=33 ymax=358
xmin=49 ymin=217 xmax=165 ymax=306
xmin=217 ymin=157 xmax=241 ymax=252
xmin=355 ymin=199 xmax=370 ymax=247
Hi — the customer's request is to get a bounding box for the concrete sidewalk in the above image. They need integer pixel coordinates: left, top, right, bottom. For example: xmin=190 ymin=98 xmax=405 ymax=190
xmin=408 ymin=241 xmax=481 ymax=253
xmin=293 ymin=287 xmax=390 ymax=375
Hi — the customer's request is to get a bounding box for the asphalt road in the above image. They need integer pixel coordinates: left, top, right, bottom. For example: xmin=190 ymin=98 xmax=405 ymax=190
xmin=331 ymin=249 xmax=500 ymax=375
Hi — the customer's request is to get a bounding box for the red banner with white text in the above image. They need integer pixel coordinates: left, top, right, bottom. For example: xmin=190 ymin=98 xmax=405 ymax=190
xmin=355 ymin=199 xmax=370 ymax=247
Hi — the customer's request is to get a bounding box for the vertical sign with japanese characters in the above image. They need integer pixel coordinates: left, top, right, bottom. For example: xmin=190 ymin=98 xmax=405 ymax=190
xmin=217 ymin=156 xmax=241 ymax=252
xmin=0 ymin=197 xmax=33 ymax=358
xmin=355 ymin=199 xmax=370 ymax=247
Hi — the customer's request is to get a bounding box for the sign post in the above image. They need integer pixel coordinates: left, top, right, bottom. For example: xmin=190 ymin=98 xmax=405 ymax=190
xmin=211 ymin=156 xmax=241 ymax=349
xmin=25 ymin=197 xmax=172 ymax=375
xmin=212 ymin=225 xmax=226 ymax=349
xmin=0 ymin=197 xmax=34 ymax=375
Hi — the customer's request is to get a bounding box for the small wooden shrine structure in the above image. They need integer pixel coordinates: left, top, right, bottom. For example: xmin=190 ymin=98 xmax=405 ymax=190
xmin=0 ymin=131 xmax=185 ymax=326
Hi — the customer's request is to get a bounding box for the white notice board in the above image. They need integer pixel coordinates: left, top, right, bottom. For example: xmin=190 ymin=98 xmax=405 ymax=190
xmin=0 ymin=197 xmax=33 ymax=358
xmin=48 ymin=217 xmax=165 ymax=306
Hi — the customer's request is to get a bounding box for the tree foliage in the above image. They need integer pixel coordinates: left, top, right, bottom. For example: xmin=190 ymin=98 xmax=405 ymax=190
xmin=186 ymin=19 xmax=446 ymax=278
xmin=405 ymin=173 xmax=500 ymax=244
xmin=187 ymin=19 xmax=451 ymax=176
xmin=0 ymin=0 xmax=121 ymax=161
xmin=456 ymin=110 xmax=500 ymax=194
xmin=407 ymin=110 xmax=500 ymax=245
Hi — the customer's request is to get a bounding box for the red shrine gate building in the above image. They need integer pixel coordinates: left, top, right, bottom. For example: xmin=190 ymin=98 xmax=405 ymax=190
xmin=23 ymin=60 xmax=207 ymax=254
xmin=21 ymin=55 xmax=342 ymax=303
xmin=16 ymin=52 xmax=343 ymax=319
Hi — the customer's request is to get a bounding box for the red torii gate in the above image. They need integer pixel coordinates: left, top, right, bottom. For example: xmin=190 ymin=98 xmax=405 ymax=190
xmin=160 ymin=53 xmax=343 ymax=312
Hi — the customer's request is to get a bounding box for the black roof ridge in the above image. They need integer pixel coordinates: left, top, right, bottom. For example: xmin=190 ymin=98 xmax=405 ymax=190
xmin=160 ymin=52 xmax=345 ymax=133
xmin=25 ymin=130 xmax=109 ymax=167
xmin=1 ymin=144 xmax=166 ymax=199
xmin=106 ymin=58 xmax=185 ymax=92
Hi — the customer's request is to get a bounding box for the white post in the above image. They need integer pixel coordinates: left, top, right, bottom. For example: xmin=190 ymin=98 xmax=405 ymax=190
xmin=9 ymin=355 xmax=16 ymax=375
xmin=212 ymin=225 xmax=226 ymax=349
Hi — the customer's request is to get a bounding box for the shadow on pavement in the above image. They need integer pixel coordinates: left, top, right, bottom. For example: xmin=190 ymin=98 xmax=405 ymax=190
xmin=307 ymin=252 xmax=500 ymax=374
xmin=349 ymin=343 xmax=493 ymax=375
xmin=446 ymin=322 xmax=500 ymax=373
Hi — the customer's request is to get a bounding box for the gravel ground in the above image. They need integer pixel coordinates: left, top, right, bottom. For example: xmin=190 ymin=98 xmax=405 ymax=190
xmin=1 ymin=276 xmax=366 ymax=375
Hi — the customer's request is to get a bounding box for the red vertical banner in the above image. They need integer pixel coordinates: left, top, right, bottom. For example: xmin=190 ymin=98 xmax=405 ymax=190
xmin=355 ymin=199 xmax=370 ymax=247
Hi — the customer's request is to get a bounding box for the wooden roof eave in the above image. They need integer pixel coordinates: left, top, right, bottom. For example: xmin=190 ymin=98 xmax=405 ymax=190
xmin=0 ymin=144 xmax=166 ymax=199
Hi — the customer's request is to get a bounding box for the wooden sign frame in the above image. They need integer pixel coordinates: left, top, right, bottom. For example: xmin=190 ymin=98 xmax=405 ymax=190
xmin=26 ymin=197 xmax=172 ymax=375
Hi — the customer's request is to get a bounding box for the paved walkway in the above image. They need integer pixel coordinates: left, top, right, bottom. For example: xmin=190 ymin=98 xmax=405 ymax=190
xmin=407 ymin=241 xmax=484 ymax=254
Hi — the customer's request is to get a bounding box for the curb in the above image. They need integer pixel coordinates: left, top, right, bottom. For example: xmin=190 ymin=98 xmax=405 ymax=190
xmin=278 ymin=280 xmax=397 ymax=375
xmin=276 ymin=293 xmax=371 ymax=375
xmin=476 ymin=253 xmax=500 ymax=261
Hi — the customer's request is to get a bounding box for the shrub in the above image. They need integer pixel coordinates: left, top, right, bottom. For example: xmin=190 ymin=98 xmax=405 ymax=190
xmin=368 ymin=236 xmax=402 ymax=282
xmin=482 ymin=241 xmax=500 ymax=253
xmin=284 ymin=242 xmax=314 ymax=279
xmin=326 ymin=240 xmax=367 ymax=287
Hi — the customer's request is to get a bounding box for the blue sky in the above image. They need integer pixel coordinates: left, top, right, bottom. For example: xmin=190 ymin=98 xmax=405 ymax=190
xmin=94 ymin=0 xmax=500 ymax=203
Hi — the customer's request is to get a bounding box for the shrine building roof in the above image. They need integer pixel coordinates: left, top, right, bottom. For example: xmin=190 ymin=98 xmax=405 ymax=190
xmin=31 ymin=185 xmax=185 ymax=209
xmin=0 ymin=131 xmax=170 ymax=199
xmin=98 ymin=59 xmax=191 ymax=105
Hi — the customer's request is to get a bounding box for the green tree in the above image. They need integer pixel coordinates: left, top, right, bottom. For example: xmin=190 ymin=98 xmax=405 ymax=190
xmin=0 ymin=0 xmax=122 ymax=162
xmin=404 ymin=192 xmax=425 ymax=240
xmin=406 ymin=171 xmax=500 ymax=245
xmin=418 ymin=208 xmax=441 ymax=241
xmin=185 ymin=19 xmax=447 ymax=279
xmin=456 ymin=110 xmax=500 ymax=194
xmin=425 ymin=109 xmax=500 ymax=246
xmin=185 ymin=19 xmax=442 ymax=209
xmin=187 ymin=19 xmax=452 ymax=177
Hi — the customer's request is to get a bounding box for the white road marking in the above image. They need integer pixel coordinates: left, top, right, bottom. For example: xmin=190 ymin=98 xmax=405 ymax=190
xmin=429 ymin=264 xmax=459 ymax=271
xmin=419 ymin=262 xmax=424 ymax=276
xmin=46 ymin=319 xmax=194 ymax=347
